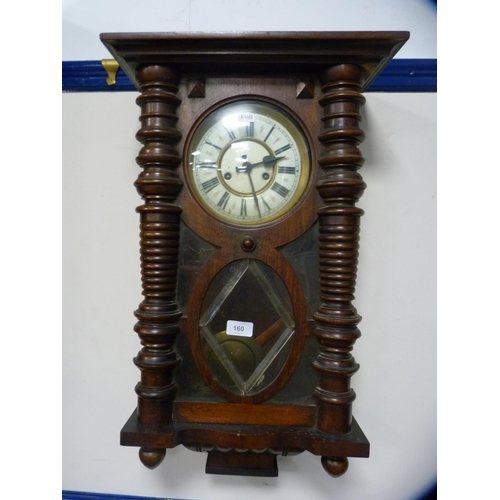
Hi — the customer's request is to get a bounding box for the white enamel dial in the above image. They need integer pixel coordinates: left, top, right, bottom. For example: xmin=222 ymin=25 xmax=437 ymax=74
xmin=186 ymin=100 xmax=310 ymax=225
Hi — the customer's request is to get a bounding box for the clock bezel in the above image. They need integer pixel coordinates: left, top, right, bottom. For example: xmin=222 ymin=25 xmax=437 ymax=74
xmin=184 ymin=98 xmax=311 ymax=227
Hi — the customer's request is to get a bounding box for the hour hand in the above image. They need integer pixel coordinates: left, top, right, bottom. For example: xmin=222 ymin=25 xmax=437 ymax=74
xmin=262 ymin=155 xmax=285 ymax=167
xmin=235 ymin=155 xmax=285 ymax=173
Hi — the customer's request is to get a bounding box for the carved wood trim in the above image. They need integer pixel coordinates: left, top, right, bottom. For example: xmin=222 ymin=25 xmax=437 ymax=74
xmin=132 ymin=65 xmax=183 ymax=432
xmin=313 ymin=64 xmax=367 ymax=437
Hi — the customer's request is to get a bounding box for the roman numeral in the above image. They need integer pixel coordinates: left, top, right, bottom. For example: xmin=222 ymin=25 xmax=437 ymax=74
xmin=240 ymin=198 xmax=247 ymax=216
xmin=224 ymin=126 xmax=236 ymax=140
xmin=201 ymin=177 xmax=220 ymax=193
xmin=271 ymin=182 xmax=290 ymax=198
xmin=278 ymin=166 xmax=296 ymax=175
xmin=217 ymin=191 xmax=230 ymax=210
xmin=264 ymin=125 xmax=275 ymax=142
xmin=206 ymin=141 xmax=221 ymax=151
xmin=261 ymin=197 xmax=272 ymax=213
xmin=274 ymin=144 xmax=291 ymax=155
xmin=246 ymin=122 xmax=254 ymax=137
xmin=199 ymin=161 xmax=217 ymax=169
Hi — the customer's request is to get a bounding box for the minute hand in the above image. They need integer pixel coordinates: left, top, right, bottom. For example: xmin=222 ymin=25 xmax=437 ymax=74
xmin=246 ymin=171 xmax=262 ymax=218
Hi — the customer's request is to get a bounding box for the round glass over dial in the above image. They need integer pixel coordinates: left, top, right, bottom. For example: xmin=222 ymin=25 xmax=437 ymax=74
xmin=186 ymin=100 xmax=310 ymax=225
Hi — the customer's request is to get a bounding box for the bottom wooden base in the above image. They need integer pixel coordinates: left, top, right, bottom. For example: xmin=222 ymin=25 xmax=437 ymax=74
xmin=121 ymin=408 xmax=369 ymax=476
xmin=206 ymin=450 xmax=278 ymax=477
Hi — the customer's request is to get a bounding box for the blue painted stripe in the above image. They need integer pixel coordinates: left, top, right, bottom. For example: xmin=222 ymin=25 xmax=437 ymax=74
xmin=63 ymin=483 xmax=436 ymax=500
xmin=369 ymin=58 xmax=437 ymax=92
xmin=62 ymin=61 xmax=136 ymax=92
xmin=63 ymin=485 xmax=436 ymax=500
xmin=62 ymin=59 xmax=436 ymax=93
xmin=62 ymin=490 xmax=186 ymax=500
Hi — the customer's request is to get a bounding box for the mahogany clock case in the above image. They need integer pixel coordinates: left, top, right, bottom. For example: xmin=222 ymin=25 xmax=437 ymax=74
xmin=100 ymin=31 xmax=410 ymax=478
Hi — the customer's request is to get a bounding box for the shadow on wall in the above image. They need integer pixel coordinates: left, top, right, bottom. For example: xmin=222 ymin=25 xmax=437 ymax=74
xmin=418 ymin=481 xmax=437 ymax=500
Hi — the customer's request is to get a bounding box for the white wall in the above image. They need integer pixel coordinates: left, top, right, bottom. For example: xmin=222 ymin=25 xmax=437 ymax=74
xmin=62 ymin=90 xmax=436 ymax=500
xmin=62 ymin=0 xmax=437 ymax=60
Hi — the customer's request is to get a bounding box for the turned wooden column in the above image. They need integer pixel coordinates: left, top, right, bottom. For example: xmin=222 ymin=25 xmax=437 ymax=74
xmin=313 ymin=64 xmax=367 ymax=477
xmin=132 ymin=65 xmax=183 ymax=469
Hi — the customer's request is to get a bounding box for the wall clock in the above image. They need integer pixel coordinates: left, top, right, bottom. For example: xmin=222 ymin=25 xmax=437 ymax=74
xmin=100 ymin=31 xmax=409 ymax=478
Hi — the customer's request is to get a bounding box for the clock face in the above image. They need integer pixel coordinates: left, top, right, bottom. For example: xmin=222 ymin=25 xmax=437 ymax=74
xmin=186 ymin=100 xmax=310 ymax=225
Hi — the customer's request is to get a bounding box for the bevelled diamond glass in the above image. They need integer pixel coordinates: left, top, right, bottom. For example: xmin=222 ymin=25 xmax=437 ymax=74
xmin=199 ymin=259 xmax=294 ymax=396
